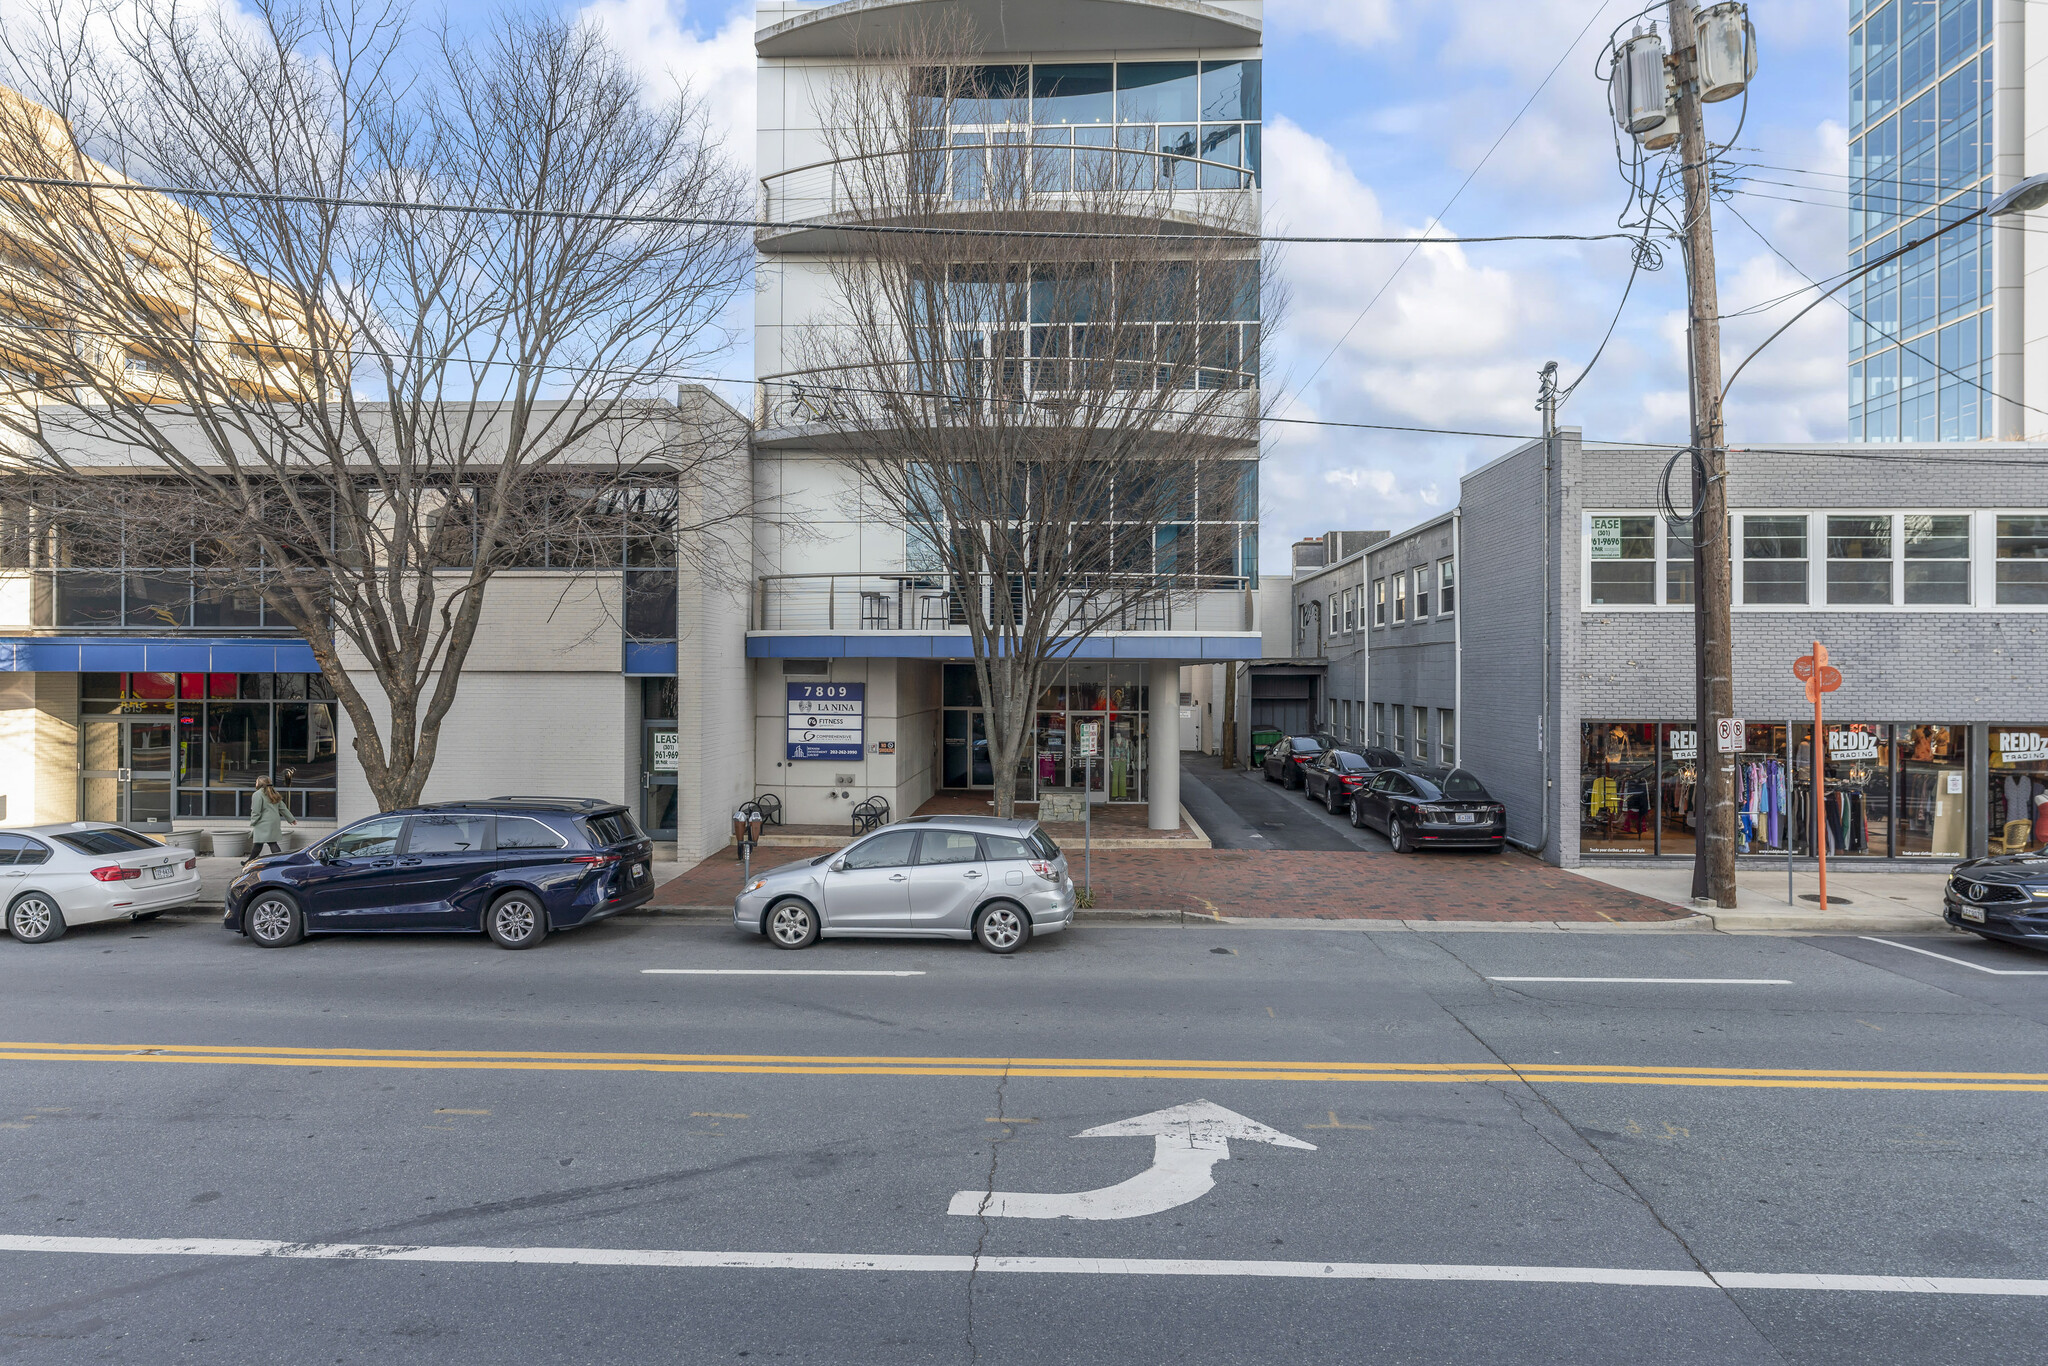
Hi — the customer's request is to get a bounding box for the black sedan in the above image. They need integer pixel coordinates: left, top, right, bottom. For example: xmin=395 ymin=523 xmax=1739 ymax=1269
xmin=1303 ymin=748 xmax=1405 ymax=813
xmin=1943 ymin=855 xmax=2048 ymax=949
xmin=1347 ymin=767 xmax=1506 ymax=853
xmin=1261 ymin=735 xmax=1325 ymax=789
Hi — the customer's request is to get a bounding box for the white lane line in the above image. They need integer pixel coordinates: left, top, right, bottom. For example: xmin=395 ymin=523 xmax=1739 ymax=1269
xmin=1487 ymin=978 xmax=1792 ymax=985
xmin=0 ymin=1234 xmax=2042 ymax=1295
xmin=1858 ymin=937 xmax=2048 ymax=977
xmin=640 ymin=969 xmax=926 ymax=977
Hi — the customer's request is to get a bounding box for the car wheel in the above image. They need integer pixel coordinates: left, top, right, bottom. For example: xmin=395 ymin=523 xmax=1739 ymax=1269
xmin=7 ymin=894 xmax=64 ymax=943
xmin=1349 ymin=801 xmax=1365 ymax=829
xmin=974 ymin=901 xmax=1030 ymax=954
xmin=1325 ymin=787 xmax=1340 ymax=814
xmin=245 ymin=892 xmax=303 ymax=947
xmin=765 ymin=897 xmax=819 ymax=950
xmin=1389 ymin=820 xmax=1413 ymax=854
xmin=485 ymin=893 xmax=548 ymax=950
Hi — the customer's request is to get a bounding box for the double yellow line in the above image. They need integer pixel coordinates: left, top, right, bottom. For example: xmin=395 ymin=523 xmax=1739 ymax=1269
xmin=0 ymin=1042 xmax=2043 ymax=1092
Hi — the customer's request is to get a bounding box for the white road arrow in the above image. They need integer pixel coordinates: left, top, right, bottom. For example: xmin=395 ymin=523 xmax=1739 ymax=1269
xmin=946 ymin=1100 xmax=1316 ymax=1221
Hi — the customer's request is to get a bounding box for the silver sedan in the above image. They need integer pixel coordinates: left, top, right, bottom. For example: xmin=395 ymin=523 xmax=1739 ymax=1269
xmin=733 ymin=817 xmax=1076 ymax=954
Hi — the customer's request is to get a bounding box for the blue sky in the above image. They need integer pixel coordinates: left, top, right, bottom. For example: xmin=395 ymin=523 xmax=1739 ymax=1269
xmin=565 ymin=0 xmax=1854 ymax=569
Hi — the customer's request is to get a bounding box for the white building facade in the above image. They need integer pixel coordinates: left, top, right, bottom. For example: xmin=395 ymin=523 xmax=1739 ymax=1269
xmin=748 ymin=0 xmax=1266 ymax=830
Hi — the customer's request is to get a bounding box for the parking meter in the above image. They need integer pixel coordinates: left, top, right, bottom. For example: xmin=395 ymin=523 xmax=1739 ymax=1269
xmin=734 ymin=804 xmax=765 ymax=885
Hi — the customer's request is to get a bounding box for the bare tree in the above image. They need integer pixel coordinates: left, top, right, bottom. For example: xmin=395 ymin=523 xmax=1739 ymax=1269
xmin=765 ymin=29 xmax=1275 ymax=816
xmin=0 ymin=0 xmax=754 ymax=809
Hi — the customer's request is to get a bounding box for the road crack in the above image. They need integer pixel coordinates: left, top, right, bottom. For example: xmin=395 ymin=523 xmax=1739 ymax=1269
xmin=963 ymin=1060 xmax=1012 ymax=1366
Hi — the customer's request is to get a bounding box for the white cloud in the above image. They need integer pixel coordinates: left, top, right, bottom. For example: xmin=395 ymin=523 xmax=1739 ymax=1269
xmin=1265 ymin=0 xmax=1397 ymax=50
xmin=575 ymin=0 xmax=756 ymax=166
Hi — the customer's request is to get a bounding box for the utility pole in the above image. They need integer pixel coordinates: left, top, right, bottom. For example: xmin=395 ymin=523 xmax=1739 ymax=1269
xmin=1667 ymin=0 xmax=1737 ymax=909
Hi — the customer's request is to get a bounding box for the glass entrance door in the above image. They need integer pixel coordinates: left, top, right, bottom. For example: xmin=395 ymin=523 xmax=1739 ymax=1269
xmin=79 ymin=719 xmax=174 ymax=830
xmin=642 ymin=721 xmax=679 ymax=838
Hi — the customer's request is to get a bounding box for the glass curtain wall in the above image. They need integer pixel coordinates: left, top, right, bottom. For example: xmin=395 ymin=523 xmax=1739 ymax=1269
xmin=1847 ymin=0 xmax=1994 ymax=440
xmin=83 ymin=672 xmax=338 ymax=818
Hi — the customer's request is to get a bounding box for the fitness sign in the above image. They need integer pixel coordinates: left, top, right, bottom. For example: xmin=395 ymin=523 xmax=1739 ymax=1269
xmin=787 ymin=682 xmax=864 ymax=761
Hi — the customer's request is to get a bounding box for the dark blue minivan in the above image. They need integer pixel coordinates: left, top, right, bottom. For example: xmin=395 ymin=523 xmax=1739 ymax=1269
xmin=224 ymin=797 xmax=656 ymax=949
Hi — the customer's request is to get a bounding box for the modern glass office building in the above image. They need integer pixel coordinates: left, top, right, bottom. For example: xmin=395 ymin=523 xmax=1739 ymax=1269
xmin=1846 ymin=0 xmax=2001 ymax=441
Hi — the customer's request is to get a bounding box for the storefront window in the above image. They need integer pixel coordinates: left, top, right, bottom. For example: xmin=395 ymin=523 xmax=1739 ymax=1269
xmin=1734 ymin=723 xmax=1794 ymax=854
xmin=79 ymin=673 xmax=339 ymax=819
xmin=1582 ymin=722 xmax=1657 ymax=855
xmin=1989 ymin=727 xmax=2048 ymax=854
xmin=1659 ymin=723 xmax=1699 ymax=848
xmin=1818 ymin=723 xmax=1890 ymax=856
xmin=1898 ymin=724 xmax=1966 ymax=857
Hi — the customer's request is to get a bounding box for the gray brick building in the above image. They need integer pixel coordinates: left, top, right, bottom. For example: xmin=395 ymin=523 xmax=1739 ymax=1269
xmin=1452 ymin=429 xmax=2048 ymax=869
xmin=1361 ymin=514 xmax=1459 ymax=767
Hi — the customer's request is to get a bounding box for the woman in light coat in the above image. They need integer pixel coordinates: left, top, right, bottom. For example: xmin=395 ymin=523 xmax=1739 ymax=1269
xmin=248 ymin=777 xmax=297 ymax=860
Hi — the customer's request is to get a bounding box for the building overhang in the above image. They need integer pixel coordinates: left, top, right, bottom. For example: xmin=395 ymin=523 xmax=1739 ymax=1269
xmin=756 ymin=0 xmax=1261 ymax=58
xmin=0 ymin=636 xmax=319 ymax=673
xmin=747 ymin=631 xmax=1261 ymax=661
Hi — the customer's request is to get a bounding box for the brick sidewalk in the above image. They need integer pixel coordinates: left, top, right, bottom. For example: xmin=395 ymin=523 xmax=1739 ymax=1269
xmin=651 ymin=845 xmax=1683 ymax=923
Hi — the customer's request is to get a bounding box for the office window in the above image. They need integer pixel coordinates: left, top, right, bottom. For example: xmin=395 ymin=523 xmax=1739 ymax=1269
xmin=1413 ymin=706 xmax=1429 ymax=761
xmin=1826 ymin=515 xmax=1893 ymax=604
xmin=1666 ymin=519 xmax=1696 ymax=605
xmin=1904 ymin=514 xmax=1969 ymax=603
xmin=1342 ymin=587 xmax=1356 ymax=632
xmin=1415 ymin=566 xmax=1432 ymax=618
xmin=1742 ymin=515 xmax=1810 ymax=605
xmin=1328 ymin=593 xmax=1339 ymax=637
xmin=1439 ymin=709 xmax=1455 ymax=766
xmin=1998 ymin=517 xmax=2048 ymax=604
xmin=1438 ymin=558 xmax=1455 ymax=615
xmin=1393 ymin=704 xmax=1407 ymax=752
xmin=1373 ymin=579 xmax=1386 ymax=626
xmin=1392 ymin=574 xmax=1408 ymax=623
xmin=1373 ymin=701 xmax=1386 ymax=748
xmin=1589 ymin=515 xmax=1656 ymax=604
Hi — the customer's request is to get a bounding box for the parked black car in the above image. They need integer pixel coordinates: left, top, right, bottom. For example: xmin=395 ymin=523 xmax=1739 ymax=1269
xmin=1303 ymin=748 xmax=1405 ymax=813
xmin=223 ymin=797 xmax=656 ymax=949
xmin=1347 ymin=767 xmax=1506 ymax=853
xmin=1943 ymin=856 xmax=2048 ymax=949
xmin=1261 ymin=735 xmax=1325 ymax=789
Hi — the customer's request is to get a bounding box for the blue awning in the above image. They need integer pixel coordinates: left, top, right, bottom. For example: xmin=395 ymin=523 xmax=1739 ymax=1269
xmin=745 ymin=634 xmax=1261 ymax=662
xmin=0 ymin=637 xmax=323 ymax=673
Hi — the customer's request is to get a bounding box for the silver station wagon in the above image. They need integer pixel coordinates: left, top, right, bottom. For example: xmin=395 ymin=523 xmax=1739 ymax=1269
xmin=733 ymin=817 xmax=1076 ymax=954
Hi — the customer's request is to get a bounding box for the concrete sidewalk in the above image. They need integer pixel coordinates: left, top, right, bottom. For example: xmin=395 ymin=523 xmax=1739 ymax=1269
xmin=1568 ymin=863 xmax=1955 ymax=933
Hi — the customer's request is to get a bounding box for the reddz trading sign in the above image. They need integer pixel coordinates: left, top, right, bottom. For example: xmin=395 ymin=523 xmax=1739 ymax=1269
xmin=787 ymin=683 xmax=864 ymax=761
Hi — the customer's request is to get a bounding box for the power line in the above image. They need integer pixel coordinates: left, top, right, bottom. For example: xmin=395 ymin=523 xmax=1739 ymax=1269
xmin=0 ymin=172 xmax=1652 ymax=249
xmin=1273 ymin=0 xmax=1621 ymax=420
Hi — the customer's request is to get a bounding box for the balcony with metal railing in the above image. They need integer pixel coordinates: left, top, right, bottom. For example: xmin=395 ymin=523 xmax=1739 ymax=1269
xmin=757 ymin=143 xmax=1258 ymax=253
xmin=750 ymin=570 xmax=1260 ymax=660
xmin=755 ymin=0 xmax=1261 ymax=60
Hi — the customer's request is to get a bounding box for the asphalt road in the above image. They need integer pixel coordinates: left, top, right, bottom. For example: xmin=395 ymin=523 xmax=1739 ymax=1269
xmin=2 ymin=911 xmax=2046 ymax=1364
xmin=1180 ymin=752 xmax=1393 ymax=851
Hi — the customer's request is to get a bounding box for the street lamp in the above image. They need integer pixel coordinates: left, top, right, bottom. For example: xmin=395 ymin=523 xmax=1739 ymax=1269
xmin=1720 ymin=171 xmax=2048 ymax=404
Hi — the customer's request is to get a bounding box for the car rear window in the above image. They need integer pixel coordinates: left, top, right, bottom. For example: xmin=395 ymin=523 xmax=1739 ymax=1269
xmin=1289 ymin=737 xmax=1323 ymax=753
xmin=496 ymin=816 xmax=567 ymax=850
xmin=1029 ymin=829 xmax=1062 ymax=860
xmin=1335 ymin=752 xmax=1370 ymax=771
xmin=1442 ymin=771 xmax=1489 ymax=800
xmin=56 ymin=827 xmax=161 ymax=855
xmin=582 ymin=810 xmax=642 ymax=847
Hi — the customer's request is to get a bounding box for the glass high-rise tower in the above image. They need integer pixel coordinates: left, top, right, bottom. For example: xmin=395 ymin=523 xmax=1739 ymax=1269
xmin=1846 ymin=0 xmax=2002 ymax=441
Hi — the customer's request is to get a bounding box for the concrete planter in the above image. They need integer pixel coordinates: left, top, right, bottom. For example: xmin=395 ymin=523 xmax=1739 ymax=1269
xmin=210 ymin=830 xmax=251 ymax=859
xmin=164 ymin=831 xmax=204 ymax=852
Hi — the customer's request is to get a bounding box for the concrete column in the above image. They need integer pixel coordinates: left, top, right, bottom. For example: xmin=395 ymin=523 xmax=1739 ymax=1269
xmin=1148 ymin=659 xmax=1180 ymax=831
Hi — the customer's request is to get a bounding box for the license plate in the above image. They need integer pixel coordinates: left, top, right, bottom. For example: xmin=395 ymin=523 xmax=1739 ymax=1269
xmin=631 ymin=863 xmax=646 ymax=882
xmin=1454 ymin=813 xmax=1476 ymax=824
xmin=151 ymin=864 xmax=176 ymax=881
xmin=1960 ymin=906 xmax=1986 ymax=924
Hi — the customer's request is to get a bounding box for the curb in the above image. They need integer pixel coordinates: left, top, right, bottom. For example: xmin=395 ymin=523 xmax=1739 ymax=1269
xmin=1697 ymin=909 xmax=1952 ymax=934
xmin=631 ymin=906 xmax=1722 ymax=931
